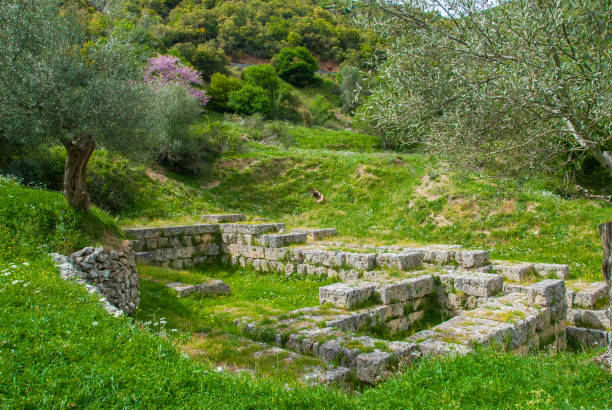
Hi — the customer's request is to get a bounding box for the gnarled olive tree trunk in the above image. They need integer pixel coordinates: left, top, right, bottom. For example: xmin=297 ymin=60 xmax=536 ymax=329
xmin=595 ymin=222 xmax=612 ymax=370
xmin=62 ymin=135 xmax=95 ymax=212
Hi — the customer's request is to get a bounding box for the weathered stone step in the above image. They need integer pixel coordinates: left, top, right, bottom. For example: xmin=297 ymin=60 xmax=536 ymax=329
xmin=259 ymin=232 xmax=308 ymax=248
xmin=566 ymin=281 xmax=608 ymax=309
xmin=292 ymin=228 xmax=338 ymax=240
xmin=219 ymin=223 xmax=285 ymax=235
xmin=167 ymin=280 xmax=231 ymax=297
xmin=566 ymin=326 xmax=610 ymax=349
xmin=202 ymin=214 xmax=246 ymax=223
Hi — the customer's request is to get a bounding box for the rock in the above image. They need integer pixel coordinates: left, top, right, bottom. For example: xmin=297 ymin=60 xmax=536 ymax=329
xmin=451 ymin=273 xmax=504 ymax=297
xmin=292 ymin=228 xmax=338 ymax=241
xmin=492 ymin=263 xmax=535 ymax=281
xmin=374 ymin=275 xmax=434 ymax=304
xmin=219 ymin=223 xmax=285 ymax=235
xmin=196 ymin=280 xmax=231 ymax=296
xmin=342 ymin=252 xmax=377 ymax=271
xmin=202 ymin=214 xmax=246 ymax=223
xmin=356 ymin=351 xmax=392 ymax=384
xmin=167 ymin=282 xmax=197 ymax=297
xmin=455 ymin=250 xmax=490 ymax=268
xmin=533 ymin=263 xmax=569 ymax=279
xmin=259 ymin=233 xmax=308 ymax=248
xmin=319 ymin=282 xmax=377 ymax=309
xmin=376 ymin=252 xmax=423 ymax=271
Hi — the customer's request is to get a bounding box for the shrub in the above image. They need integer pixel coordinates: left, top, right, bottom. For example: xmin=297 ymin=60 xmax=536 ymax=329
xmin=190 ymin=44 xmax=229 ymax=81
xmin=309 ymin=95 xmax=337 ymax=126
xmin=241 ymin=64 xmax=280 ymax=100
xmin=227 ymin=85 xmax=271 ymax=116
xmin=207 ymin=73 xmax=243 ymax=111
xmin=339 ymin=65 xmax=364 ymax=113
xmin=272 ymin=47 xmax=318 ymax=87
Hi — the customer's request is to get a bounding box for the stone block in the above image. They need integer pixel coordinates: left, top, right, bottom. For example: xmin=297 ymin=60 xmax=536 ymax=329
xmin=386 ymin=341 xmax=421 ymax=366
xmin=319 ymin=282 xmax=377 ymax=309
xmin=567 ymin=308 xmax=609 ymax=330
xmin=375 ymin=275 xmax=434 ymax=304
xmin=284 ymin=263 xmax=296 ymax=276
xmin=134 ymin=252 xmax=153 ymax=264
xmin=202 ymin=214 xmax=246 ymax=223
xmin=492 ymin=263 xmax=535 ymax=281
xmin=528 ymin=279 xmax=565 ymax=307
xmin=206 ymin=243 xmax=220 ymax=256
xmin=145 ymin=237 xmax=157 ymax=250
xmin=376 ymin=252 xmax=423 ymax=271
xmin=566 ymin=326 xmax=610 ymax=349
xmin=260 ymin=233 xmax=308 ymax=248
xmin=568 ymin=282 xmax=608 ymax=309
xmin=533 ymin=263 xmax=569 ymax=279
xmin=219 ymin=223 xmax=285 ymax=235
xmin=356 ymin=351 xmax=392 ymax=384
xmin=264 ymin=247 xmax=291 ymax=261
xmin=292 ymin=228 xmax=338 ymax=240
xmin=167 ymin=282 xmax=196 ymax=297
xmin=316 ymin=366 xmax=352 ymax=386
xmin=452 ymin=273 xmax=504 ymax=297
xmin=194 ymin=224 xmax=221 ymax=234
xmin=342 ymin=252 xmax=376 ymax=271
xmin=195 ymin=280 xmax=231 ymax=296
xmin=419 ymin=247 xmax=460 ymax=264
xmin=455 ymin=250 xmax=490 ymax=268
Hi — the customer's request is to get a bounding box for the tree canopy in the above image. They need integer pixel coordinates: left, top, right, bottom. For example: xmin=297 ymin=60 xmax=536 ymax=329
xmin=358 ymin=0 xmax=612 ymax=179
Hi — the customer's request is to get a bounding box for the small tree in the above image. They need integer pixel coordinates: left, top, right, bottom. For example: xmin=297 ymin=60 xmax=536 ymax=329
xmin=359 ymin=0 xmax=612 ymax=178
xmin=272 ymin=47 xmax=319 ymax=87
xmin=145 ymin=54 xmax=211 ymax=106
xmin=0 ymin=0 xmax=165 ymax=211
xmin=207 ymin=73 xmax=244 ymax=111
xmin=227 ymin=85 xmax=271 ymax=116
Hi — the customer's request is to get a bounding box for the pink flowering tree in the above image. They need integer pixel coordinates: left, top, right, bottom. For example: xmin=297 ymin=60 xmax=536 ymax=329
xmin=145 ymin=54 xmax=211 ymax=106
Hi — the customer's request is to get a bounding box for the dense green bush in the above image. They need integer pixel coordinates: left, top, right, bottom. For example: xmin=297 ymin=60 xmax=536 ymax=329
xmin=207 ymin=73 xmax=243 ymax=111
xmin=242 ymin=64 xmax=280 ymax=100
xmin=172 ymin=42 xmax=229 ymax=81
xmin=272 ymin=47 xmax=318 ymax=87
xmin=309 ymin=95 xmax=337 ymax=126
xmin=227 ymin=84 xmax=271 ymax=116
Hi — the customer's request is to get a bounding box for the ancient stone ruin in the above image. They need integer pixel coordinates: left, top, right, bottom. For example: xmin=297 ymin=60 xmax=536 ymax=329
xmin=50 ymin=245 xmax=140 ymax=316
xmin=125 ymin=215 xmax=610 ymax=384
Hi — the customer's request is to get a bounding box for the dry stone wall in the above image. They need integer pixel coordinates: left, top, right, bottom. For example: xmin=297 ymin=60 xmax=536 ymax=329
xmin=50 ymin=246 xmax=140 ymax=315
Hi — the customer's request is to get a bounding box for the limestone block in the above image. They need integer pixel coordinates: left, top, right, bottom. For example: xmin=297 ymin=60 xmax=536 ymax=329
xmin=145 ymin=237 xmax=158 ymax=250
xmin=296 ymin=264 xmax=308 ymax=275
xmin=306 ymin=265 xmax=329 ymax=277
xmin=194 ymin=224 xmax=221 ymax=234
xmin=171 ymin=259 xmax=184 ymax=269
xmin=455 ymin=250 xmax=490 ymax=268
xmin=292 ymin=248 xmax=305 ymax=263
xmin=318 ymin=340 xmax=341 ymax=362
xmin=134 ymin=252 xmax=153 ymax=264
xmin=219 ymin=223 xmax=285 ymax=235
xmin=337 ymin=269 xmax=360 ymax=281
xmin=420 ymin=247 xmax=459 ymax=264
xmin=376 ymin=252 xmax=423 ymax=271
xmin=304 ymin=250 xmax=344 ymax=268
xmin=202 ymin=214 xmax=246 ymax=223
xmin=452 ymin=273 xmax=504 ymax=297
xmin=533 ymin=263 xmax=569 ymax=279
xmin=195 ymin=280 xmax=231 ymax=296
xmin=315 ymin=366 xmax=352 ymax=387
xmin=528 ymin=279 xmax=565 ymax=307
xmin=167 ymin=282 xmax=196 ymax=297
xmin=375 ymin=275 xmax=434 ymax=304
xmin=567 ymin=308 xmax=609 ymax=330
xmin=492 ymin=263 xmax=535 ymax=281
xmin=260 ymin=233 xmax=308 ymax=248
xmin=342 ymin=252 xmax=376 ymax=271
xmin=319 ymin=282 xmax=378 ymax=309
xmin=566 ymin=326 xmax=610 ymax=349
xmin=387 ymin=341 xmax=421 ymax=366
xmin=284 ymin=263 xmax=296 ymax=276
xmin=356 ymin=351 xmax=392 ymax=384
xmin=568 ymin=281 xmax=608 ymax=309
xmin=292 ymin=228 xmax=338 ymax=241
xmin=264 ymin=247 xmax=291 ymax=261
xmin=386 ymin=311 xmax=424 ymax=333
xmin=206 ymin=243 xmax=220 ymax=256
xmin=157 ymin=236 xmax=168 ymax=248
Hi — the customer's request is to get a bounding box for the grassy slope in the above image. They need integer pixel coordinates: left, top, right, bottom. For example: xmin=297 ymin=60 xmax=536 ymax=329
xmin=120 ymin=124 xmax=612 ymax=280
xmin=1 ymin=173 xmax=612 ymax=408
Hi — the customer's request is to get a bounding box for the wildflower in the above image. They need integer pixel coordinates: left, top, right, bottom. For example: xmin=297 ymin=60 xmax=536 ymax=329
xmin=92 ymin=321 xmax=98 ymax=326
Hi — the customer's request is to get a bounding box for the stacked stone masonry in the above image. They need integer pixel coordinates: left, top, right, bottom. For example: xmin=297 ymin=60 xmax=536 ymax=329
xmin=125 ymin=217 xmax=610 ymax=384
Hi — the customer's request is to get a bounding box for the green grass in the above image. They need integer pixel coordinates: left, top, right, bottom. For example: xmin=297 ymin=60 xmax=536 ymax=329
xmin=2 ymin=142 xmax=612 ymax=407
xmin=117 ymin=141 xmax=611 ymax=280
xmin=135 ymin=263 xmax=334 ymax=333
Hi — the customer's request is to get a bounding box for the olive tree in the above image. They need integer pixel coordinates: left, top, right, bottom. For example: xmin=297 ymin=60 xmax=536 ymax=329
xmin=0 ymin=0 xmax=164 ymax=211
xmin=358 ymin=0 xmax=612 ymax=178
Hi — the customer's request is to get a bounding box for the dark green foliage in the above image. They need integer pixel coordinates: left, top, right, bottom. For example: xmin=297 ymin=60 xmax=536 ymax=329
xmin=227 ymin=84 xmax=271 ymax=116
xmin=207 ymin=73 xmax=243 ymax=111
xmin=309 ymin=95 xmax=337 ymax=126
xmin=272 ymin=47 xmax=319 ymax=87
xmin=242 ymin=64 xmax=280 ymax=100
xmin=172 ymin=42 xmax=229 ymax=81
xmin=339 ymin=65 xmax=365 ymax=113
